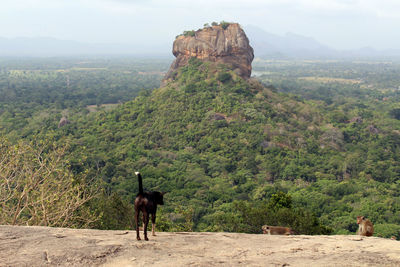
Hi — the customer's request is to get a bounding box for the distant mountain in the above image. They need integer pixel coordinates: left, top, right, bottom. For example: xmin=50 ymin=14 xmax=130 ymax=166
xmin=1 ymin=30 xmax=399 ymax=59
xmin=0 ymin=37 xmax=171 ymax=57
xmin=244 ymin=25 xmax=400 ymax=59
xmin=244 ymin=25 xmax=336 ymax=59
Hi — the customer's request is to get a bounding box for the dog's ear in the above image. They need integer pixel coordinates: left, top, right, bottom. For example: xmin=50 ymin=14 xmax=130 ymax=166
xmin=161 ymin=192 xmax=167 ymax=196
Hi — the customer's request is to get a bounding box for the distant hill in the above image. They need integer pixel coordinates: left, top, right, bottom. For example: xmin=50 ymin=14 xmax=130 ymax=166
xmin=244 ymin=25 xmax=400 ymax=59
xmin=244 ymin=25 xmax=335 ymax=58
xmin=1 ymin=31 xmax=399 ymax=59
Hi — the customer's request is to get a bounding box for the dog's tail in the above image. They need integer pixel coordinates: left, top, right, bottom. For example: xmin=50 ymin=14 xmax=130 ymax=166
xmin=135 ymin=171 xmax=143 ymax=194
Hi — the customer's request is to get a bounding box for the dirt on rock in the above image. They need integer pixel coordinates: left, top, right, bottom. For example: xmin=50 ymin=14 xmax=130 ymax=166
xmin=1 ymin=225 xmax=400 ymax=267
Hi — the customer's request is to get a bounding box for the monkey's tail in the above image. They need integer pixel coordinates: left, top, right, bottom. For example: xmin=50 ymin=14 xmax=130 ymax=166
xmin=135 ymin=171 xmax=143 ymax=195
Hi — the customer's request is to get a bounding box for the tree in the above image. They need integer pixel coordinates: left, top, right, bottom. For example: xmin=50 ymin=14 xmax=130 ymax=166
xmin=268 ymin=191 xmax=292 ymax=209
xmin=389 ymin=108 xmax=400 ymax=120
xmin=231 ymin=192 xmax=332 ymax=235
xmin=217 ymin=72 xmax=232 ymax=83
xmin=220 ymin=21 xmax=231 ymax=29
xmin=0 ymin=138 xmax=98 ymax=227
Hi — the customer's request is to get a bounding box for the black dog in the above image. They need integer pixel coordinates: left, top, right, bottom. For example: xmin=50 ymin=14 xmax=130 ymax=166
xmin=134 ymin=172 xmax=164 ymax=241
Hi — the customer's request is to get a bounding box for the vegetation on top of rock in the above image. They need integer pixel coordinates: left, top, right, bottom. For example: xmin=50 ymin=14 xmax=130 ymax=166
xmin=219 ymin=20 xmax=232 ymax=29
xmin=176 ymin=21 xmax=235 ymax=39
xmin=182 ymin=30 xmax=196 ymax=37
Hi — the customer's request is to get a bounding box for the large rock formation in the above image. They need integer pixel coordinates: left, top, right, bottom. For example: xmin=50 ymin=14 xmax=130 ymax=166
xmin=163 ymin=23 xmax=254 ymax=83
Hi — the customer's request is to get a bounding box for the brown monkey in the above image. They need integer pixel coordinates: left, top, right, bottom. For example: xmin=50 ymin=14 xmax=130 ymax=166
xmin=262 ymin=225 xmax=295 ymax=235
xmin=356 ymin=216 xmax=374 ymax=237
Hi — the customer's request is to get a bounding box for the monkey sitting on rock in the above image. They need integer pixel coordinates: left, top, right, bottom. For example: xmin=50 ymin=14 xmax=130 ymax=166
xmin=356 ymin=216 xmax=374 ymax=237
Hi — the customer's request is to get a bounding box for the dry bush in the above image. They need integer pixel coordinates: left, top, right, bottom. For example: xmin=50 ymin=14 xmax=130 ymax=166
xmin=0 ymin=139 xmax=98 ymax=227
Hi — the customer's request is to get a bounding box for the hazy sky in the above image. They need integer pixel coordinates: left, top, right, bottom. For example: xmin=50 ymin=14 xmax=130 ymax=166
xmin=1 ymin=0 xmax=400 ymax=50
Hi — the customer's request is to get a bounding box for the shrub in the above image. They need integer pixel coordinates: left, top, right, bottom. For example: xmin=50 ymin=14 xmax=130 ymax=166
xmin=389 ymin=108 xmax=400 ymax=120
xmin=0 ymin=139 xmax=98 ymax=228
xmin=374 ymin=224 xmax=400 ymax=239
xmin=183 ymin=30 xmax=196 ymax=37
xmin=220 ymin=21 xmax=231 ymax=30
xmin=230 ymin=192 xmax=333 ymax=235
xmin=91 ymin=192 xmax=134 ymax=230
xmin=217 ymin=72 xmax=232 ymax=83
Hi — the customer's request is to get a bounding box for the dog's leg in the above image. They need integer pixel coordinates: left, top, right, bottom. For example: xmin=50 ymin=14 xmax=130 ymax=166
xmin=151 ymin=213 xmax=156 ymax=236
xmin=135 ymin=209 xmax=141 ymax=240
xmin=143 ymin=210 xmax=149 ymax=241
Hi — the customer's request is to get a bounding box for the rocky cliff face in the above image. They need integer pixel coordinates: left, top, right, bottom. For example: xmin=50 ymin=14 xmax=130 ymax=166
xmin=163 ymin=23 xmax=254 ymax=83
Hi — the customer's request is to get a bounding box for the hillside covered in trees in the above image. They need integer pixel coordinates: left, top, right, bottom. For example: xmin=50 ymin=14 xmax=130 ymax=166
xmin=1 ymin=54 xmax=400 ymax=238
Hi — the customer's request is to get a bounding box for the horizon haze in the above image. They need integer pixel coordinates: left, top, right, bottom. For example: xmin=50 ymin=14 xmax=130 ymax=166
xmin=1 ymin=0 xmax=400 ymax=56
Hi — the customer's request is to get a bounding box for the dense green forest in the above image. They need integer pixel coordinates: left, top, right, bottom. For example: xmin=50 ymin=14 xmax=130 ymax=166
xmin=0 ymin=57 xmax=169 ymax=139
xmin=1 ymin=57 xmax=399 ymax=238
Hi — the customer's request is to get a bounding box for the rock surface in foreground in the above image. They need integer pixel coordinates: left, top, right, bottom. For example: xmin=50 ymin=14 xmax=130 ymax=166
xmin=164 ymin=23 xmax=254 ymax=83
xmin=1 ymin=225 xmax=400 ymax=266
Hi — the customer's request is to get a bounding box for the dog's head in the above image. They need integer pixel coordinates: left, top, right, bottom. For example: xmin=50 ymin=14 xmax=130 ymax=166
xmin=153 ymin=191 xmax=165 ymax=205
